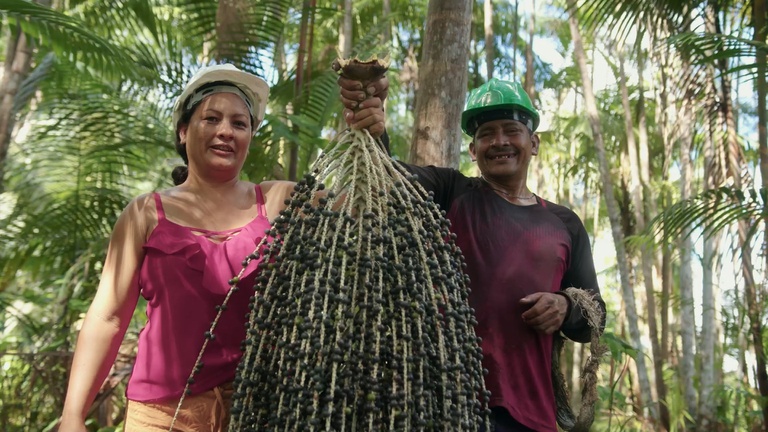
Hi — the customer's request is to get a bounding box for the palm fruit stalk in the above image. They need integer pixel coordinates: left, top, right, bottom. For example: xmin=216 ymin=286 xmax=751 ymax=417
xmin=177 ymin=57 xmax=491 ymax=432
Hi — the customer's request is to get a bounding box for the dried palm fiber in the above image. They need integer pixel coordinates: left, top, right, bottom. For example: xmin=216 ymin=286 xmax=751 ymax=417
xmin=170 ymin=57 xmax=491 ymax=432
xmin=551 ymin=287 xmax=608 ymax=432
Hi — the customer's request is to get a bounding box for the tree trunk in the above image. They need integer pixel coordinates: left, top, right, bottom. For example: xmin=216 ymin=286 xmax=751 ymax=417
xmin=678 ymin=97 xmax=698 ymax=424
xmin=524 ymin=1 xmax=535 ymax=102
xmin=401 ymin=44 xmax=419 ymax=113
xmin=661 ymin=196 xmax=671 ymax=372
xmin=655 ymin=40 xmax=673 ymax=424
xmin=340 ymin=0 xmax=353 ymax=58
xmin=698 ymin=6 xmax=724 ymax=427
xmin=0 ymin=23 xmax=35 ymax=193
xmin=755 ymin=0 xmax=768 ymax=201
xmin=636 ymin=45 xmax=652 ymax=200
xmin=699 ymin=189 xmax=721 ymax=430
xmin=618 ymin=45 xmax=669 ymax=429
xmin=306 ymin=3 xmax=316 ymax=85
xmin=656 ymin=39 xmax=673 ymax=177
xmin=215 ymin=0 xmax=249 ymax=63
xmin=617 ymin=46 xmax=640 ymax=242
xmin=572 ymin=342 xmax=584 ymax=407
xmin=409 ymin=0 xmax=472 ymax=168
xmin=638 ymin=42 xmax=671 ymax=429
xmin=289 ymin=0 xmax=315 ymax=181
xmin=273 ymin=36 xmax=288 ymax=181
xmin=736 ymin=330 xmax=751 ymax=428
xmin=382 ymin=0 xmax=391 ymax=44
xmin=660 ymin=225 xmax=671 ymax=369
xmin=751 ymin=0 xmax=768 ymax=424
xmin=738 ymin=219 xmax=768 ymax=428
xmin=567 ymin=2 xmax=657 ymax=422
xmin=337 ymin=0 xmax=353 ymax=136
xmin=512 ymin=0 xmax=518 ymax=80
xmin=484 ymin=0 xmax=494 ymax=79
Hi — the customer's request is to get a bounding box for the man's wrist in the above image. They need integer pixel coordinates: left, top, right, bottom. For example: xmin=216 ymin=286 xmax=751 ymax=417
xmin=554 ymin=291 xmax=573 ymax=316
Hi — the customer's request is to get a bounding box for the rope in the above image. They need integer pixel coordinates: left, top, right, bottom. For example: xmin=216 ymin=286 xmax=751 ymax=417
xmin=552 ymin=287 xmax=608 ymax=432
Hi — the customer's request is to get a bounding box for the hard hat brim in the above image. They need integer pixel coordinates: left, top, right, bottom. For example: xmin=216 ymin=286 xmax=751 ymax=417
xmin=461 ymin=104 xmax=540 ymax=136
xmin=172 ymin=65 xmax=269 ymax=130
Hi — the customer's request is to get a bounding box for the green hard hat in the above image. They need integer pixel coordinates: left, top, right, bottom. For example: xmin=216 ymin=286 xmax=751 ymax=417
xmin=461 ymin=78 xmax=540 ymax=136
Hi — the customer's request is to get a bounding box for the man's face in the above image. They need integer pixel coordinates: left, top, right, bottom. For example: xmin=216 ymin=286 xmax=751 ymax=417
xmin=469 ymin=119 xmax=539 ymax=183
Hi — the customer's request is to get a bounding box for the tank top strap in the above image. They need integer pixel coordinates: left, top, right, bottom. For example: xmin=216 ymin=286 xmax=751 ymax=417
xmin=254 ymin=184 xmax=265 ymax=217
xmin=153 ymin=192 xmax=166 ymax=221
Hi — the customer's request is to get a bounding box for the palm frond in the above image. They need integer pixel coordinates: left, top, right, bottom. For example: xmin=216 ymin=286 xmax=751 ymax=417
xmin=646 ymin=186 xmax=765 ymax=244
xmin=12 ymin=51 xmax=55 ymax=115
xmin=299 ymin=69 xmax=342 ymax=134
xmin=0 ymin=0 xmax=158 ymax=82
xmin=575 ymin=0 xmax=693 ymax=44
xmin=174 ymin=0 xmax=291 ymax=72
xmin=0 ymin=63 xmax=174 ymax=288
xmin=669 ymin=31 xmax=767 ymax=80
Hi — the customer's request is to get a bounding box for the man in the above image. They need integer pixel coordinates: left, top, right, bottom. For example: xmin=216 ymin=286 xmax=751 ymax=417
xmin=341 ymin=77 xmax=605 ymax=432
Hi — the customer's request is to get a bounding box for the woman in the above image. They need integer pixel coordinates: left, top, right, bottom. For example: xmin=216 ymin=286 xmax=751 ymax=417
xmin=59 ymin=64 xmax=297 ymax=431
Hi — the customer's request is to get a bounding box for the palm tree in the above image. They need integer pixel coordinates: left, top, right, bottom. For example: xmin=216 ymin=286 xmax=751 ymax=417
xmin=566 ymin=0 xmax=658 ymax=424
xmin=409 ymin=0 xmax=473 ymax=167
xmin=576 ymin=0 xmax=768 ymax=427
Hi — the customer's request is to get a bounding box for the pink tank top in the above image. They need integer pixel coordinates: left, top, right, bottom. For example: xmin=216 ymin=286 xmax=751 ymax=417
xmin=126 ymin=185 xmax=270 ymax=402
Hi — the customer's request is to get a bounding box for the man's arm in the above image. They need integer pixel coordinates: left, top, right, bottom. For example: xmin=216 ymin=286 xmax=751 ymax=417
xmin=558 ymin=218 xmax=606 ymax=343
xmin=337 ymin=73 xmax=466 ymax=210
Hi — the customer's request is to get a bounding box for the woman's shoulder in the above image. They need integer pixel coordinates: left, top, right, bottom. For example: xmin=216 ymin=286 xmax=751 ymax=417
xmin=107 ymin=193 xmax=159 ymax=243
xmin=120 ymin=191 xmax=163 ymax=233
xmin=120 ymin=192 xmax=156 ymax=218
xmin=258 ymin=179 xmax=296 ymax=188
xmin=258 ymin=180 xmax=297 ymax=198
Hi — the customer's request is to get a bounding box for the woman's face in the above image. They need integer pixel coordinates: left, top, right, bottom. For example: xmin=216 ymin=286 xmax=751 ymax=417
xmin=178 ymin=92 xmax=253 ymax=180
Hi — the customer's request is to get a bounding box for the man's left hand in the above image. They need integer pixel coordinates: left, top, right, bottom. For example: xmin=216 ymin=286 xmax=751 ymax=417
xmin=520 ymin=292 xmax=569 ymax=334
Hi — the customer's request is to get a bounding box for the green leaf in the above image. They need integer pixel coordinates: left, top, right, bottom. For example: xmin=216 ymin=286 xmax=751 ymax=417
xmin=601 ymin=331 xmax=638 ymax=361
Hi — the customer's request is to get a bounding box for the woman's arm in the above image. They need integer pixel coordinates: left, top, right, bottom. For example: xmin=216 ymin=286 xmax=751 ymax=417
xmin=59 ymin=195 xmax=151 ymax=431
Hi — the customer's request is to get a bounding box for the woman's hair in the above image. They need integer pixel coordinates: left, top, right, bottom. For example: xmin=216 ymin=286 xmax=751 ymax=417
xmin=170 ymin=81 xmax=255 ymax=186
xmin=171 ymin=105 xmax=195 ymax=186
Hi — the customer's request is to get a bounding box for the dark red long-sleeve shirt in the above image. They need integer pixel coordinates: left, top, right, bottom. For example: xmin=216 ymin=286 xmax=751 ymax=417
xmin=404 ymin=164 xmax=605 ymax=431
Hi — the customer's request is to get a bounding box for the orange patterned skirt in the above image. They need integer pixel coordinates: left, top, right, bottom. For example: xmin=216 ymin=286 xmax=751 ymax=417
xmin=123 ymin=382 xmax=233 ymax=432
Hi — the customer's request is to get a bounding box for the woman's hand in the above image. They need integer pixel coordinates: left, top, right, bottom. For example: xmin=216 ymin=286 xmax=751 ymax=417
xmin=57 ymin=415 xmax=88 ymax=432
